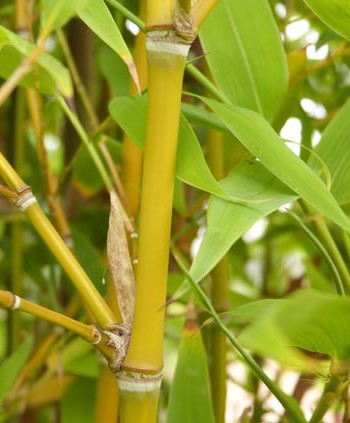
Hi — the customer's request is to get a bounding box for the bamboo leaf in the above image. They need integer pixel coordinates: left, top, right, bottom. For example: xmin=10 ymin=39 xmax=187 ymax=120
xmin=0 ymin=26 xmax=72 ymax=96
xmin=71 ymin=226 xmax=105 ymax=294
xmin=201 ymin=97 xmax=350 ymax=232
xmin=190 ymin=161 xmax=297 ymax=284
xmin=200 ymin=0 xmax=288 ymax=122
xmin=0 ymin=336 xmax=33 ymax=406
xmin=61 ymin=377 xmax=96 ymax=423
xmin=309 ymin=98 xmax=350 ymax=205
xmin=303 ymin=0 xmax=350 ymax=41
xmin=78 ymin=0 xmax=139 ymax=91
xmin=233 ymin=289 xmax=350 ymax=368
xmin=166 ymin=318 xmax=215 ymax=423
xmin=41 ymin=0 xmax=88 ymax=33
xmin=108 ymin=95 xmax=226 ymax=197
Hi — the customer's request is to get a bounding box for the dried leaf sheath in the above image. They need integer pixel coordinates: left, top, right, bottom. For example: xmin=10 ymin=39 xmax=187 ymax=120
xmin=107 ymin=191 xmax=135 ymax=327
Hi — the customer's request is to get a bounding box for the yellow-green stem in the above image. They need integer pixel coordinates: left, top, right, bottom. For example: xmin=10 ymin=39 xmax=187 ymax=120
xmin=207 ymin=129 xmax=229 ymax=423
xmin=190 ymin=0 xmax=220 ymax=31
xmin=0 ymin=150 xmax=115 ymax=327
xmin=124 ymin=38 xmax=189 ymax=371
xmin=95 ymin=364 xmax=119 ymax=423
xmin=56 ymin=28 xmax=99 ymax=129
xmin=57 ymin=95 xmax=113 ymax=192
xmin=24 ymin=202 xmax=116 ymax=326
xmin=0 ymin=291 xmax=96 ymax=343
xmin=9 ymin=87 xmax=26 ymax=352
xmin=300 ymin=200 xmax=350 ymax=293
xmin=119 ymin=389 xmax=159 ymax=422
xmin=146 ymin=0 xmax=175 ymax=28
xmin=120 ymin=29 xmax=191 ymax=422
xmin=122 ymin=0 xmax=147 ymax=218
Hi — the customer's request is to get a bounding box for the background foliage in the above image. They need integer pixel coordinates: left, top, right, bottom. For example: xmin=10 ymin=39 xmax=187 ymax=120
xmin=1 ymin=0 xmax=350 ymax=422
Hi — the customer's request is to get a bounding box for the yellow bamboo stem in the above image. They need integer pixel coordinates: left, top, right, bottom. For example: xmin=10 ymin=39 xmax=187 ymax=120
xmin=117 ymin=15 xmax=192 ymax=422
xmin=122 ymin=0 xmax=148 ymax=218
xmin=206 ymin=129 xmax=230 ymax=423
xmin=0 ymin=151 xmax=115 ymax=327
xmin=26 ymin=88 xmax=72 ymax=241
xmin=24 ymin=202 xmax=116 ymax=326
xmin=95 ymin=364 xmax=119 ymax=423
xmin=190 ymin=0 xmax=220 ymax=32
xmin=124 ymin=39 xmax=190 ymax=372
xmin=146 ymin=0 xmax=176 ymax=28
xmin=0 ymin=290 xmax=97 ymax=343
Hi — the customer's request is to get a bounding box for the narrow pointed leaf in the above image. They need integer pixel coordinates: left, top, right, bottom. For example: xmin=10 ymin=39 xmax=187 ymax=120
xmin=234 ymin=289 xmax=350 ymax=367
xmin=108 ymin=95 xmax=226 ymax=197
xmin=166 ymin=320 xmax=215 ymax=423
xmin=61 ymin=377 xmax=96 ymax=423
xmin=41 ymin=0 xmax=88 ymax=33
xmin=200 ymin=0 xmax=288 ymax=122
xmin=78 ymin=0 xmax=139 ymax=90
xmin=0 ymin=336 xmax=33 ymax=406
xmin=0 ymin=26 xmax=72 ymax=96
xmin=202 ymin=97 xmax=350 ymax=232
xmin=309 ymin=98 xmax=350 ymax=205
xmin=190 ymin=161 xmax=297 ymax=283
xmin=303 ymin=0 xmax=350 ymax=41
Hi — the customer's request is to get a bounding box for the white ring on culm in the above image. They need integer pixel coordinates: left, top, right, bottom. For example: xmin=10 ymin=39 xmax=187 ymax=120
xmin=130 ymin=232 xmax=138 ymax=239
xmin=16 ymin=192 xmax=37 ymax=212
xmin=11 ymin=295 xmax=21 ymax=310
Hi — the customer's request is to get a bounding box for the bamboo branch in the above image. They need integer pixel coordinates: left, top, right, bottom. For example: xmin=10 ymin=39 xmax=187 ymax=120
xmin=190 ymin=0 xmax=220 ymax=32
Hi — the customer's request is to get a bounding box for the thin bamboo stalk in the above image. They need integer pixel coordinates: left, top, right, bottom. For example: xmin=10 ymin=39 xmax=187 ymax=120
xmin=0 ymin=151 xmax=115 ymax=327
xmin=9 ymin=87 xmax=26 ymax=352
xmin=26 ymin=88 xmax=72 ymax=242
xmin=206 ymin=129 xmax=230 ymax=422
xmin=190 ymin=0 xmax=220 ymax=31
xmin=122 ymin=0 xmax=147 ymax=218
xmin=299 ymin=200 xmax=350 ymax=293
xmin=0 ymin=291 xmax=98 ymax=344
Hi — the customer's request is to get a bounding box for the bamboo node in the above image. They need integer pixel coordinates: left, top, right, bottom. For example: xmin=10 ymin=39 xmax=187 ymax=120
xmin=91 ymin=327 xmax=102 ymax=345
xmin=173 ymin=3 xmax=197 ymax=43
xmin=15 ymin=188 xmax=37 ymax=212
xmin=103 ymin=323 xmax=132 ymax=372
xmin=10 ymin=295 xmax=21 ymax=310
xmin=117 ymin=370 xmax=162 ymax=392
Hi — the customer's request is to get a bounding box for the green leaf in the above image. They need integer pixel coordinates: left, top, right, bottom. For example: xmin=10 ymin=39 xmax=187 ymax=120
xmin=71 ymin=226 xmax=105 ymax=289
xmin=201 ymin=97 xmax=350 ymax=232
xmin=309 ymin=98 xmax=350 ymax=205
xmin=234 ymin=289 xmax=350 ymax=368
xmin=0 ymin=26 xmax=72 ymax=96
xmin=0 ymin=336 xmax=33 ymax=406
xmin=41 ymin=0 xmax=88 ymax=33
xmin=64 ymin=352 xmax=99 ymax=378
xmin=166 ymin=322 xmax=215 ymax=423
xmin=97 ymin=46 xmax=130 ymax=97
xmin=303 ymin=0 xmax=350 ymax=41
xmin=200 ymin=0 xmax=288 ymax=122
xmin=72 ymin=137 xmax=121 ymax=195
xmin=108 ymin=95 xmax=226 ymax=197
xmin=190 ymin=161 xmax=297 ymax=283
xmin=180 ymin=103 xmax=227 ymax=132
xmin=61 ymin=377 xmax=96 ymax=423
xmin=78 ymin=0 xmax=139 ymax=89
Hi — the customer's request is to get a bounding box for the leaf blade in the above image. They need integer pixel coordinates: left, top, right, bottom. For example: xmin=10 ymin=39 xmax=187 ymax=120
xmin=78 ymin=0 xmax=139 ymax=90
xmin=202 ymin=97 xmax=350 ymax=232
xmin=200 ymin=0 xmax=288 ymax=122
